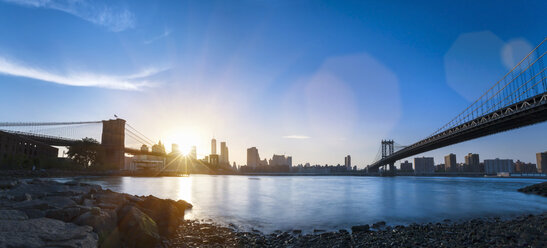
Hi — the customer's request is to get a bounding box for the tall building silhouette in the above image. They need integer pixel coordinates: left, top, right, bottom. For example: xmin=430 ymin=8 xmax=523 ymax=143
xmin=444 ymin=153 xmax=457 ymax=172
xmin=464 ymin=153 xmax=480 ymax=172
xmin=211 ymin=138 xmax=217 ymax=155
xmin=537 ymin=151 xmax=547 ymax=174
xmin=220 ymin=141 xmax=229 ymax=164
xmin=190 ymin=146 xmax=197 ymax=160
xmin=247 ymin=147 xmax=260 ymax=168
xmin=344 ymin=155 xmax=351 ymax=170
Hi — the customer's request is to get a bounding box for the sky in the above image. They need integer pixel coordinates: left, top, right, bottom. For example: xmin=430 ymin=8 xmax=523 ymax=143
xmin=0 ymin=0 xmax=546 ymax=167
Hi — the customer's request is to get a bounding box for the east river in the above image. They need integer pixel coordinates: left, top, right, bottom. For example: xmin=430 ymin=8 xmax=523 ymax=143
xmin=60 ymin=175 xmax=547 ymax=234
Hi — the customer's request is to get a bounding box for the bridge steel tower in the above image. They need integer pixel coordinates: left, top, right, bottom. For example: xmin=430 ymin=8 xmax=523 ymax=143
xmin=381 ymin=140 xmax=396 ymax=175
xmin=101 ymin=119 xmax=126 ymax=170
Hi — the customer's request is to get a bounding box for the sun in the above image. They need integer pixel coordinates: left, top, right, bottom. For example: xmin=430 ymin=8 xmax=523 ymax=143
xmin=164 ymin=128 xmax=201 ymax=155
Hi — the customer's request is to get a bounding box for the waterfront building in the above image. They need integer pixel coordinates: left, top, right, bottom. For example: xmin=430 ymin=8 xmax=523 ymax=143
xmin=484 ymin=158 xmax=513 ymax=174
xmin=444 ymin=153 xmax=457 ymax=172
xmin=220 ymin=141 xmax=229 ymax=164
xmin=344 ymin=155 xmax=351 ymax=170
xmin=537 ymin=151 xmax=547 ymax=174
xmin=247 ymin=147 xmax=260 ymax=168
xmin=435 ymin=163 xmax=445 ymax=172
xmin=211 ymin=138 xmax=217 ymax=155
xmin=0 ymin=130 xmax=58 ymax=167
xmin=414 ymin=157 xmax=435 ymax=174
xmin=400 ymin=160 xmax=413 ymax=172
xmin=464 ymin=153 xmax=480 ymax=172
xmin=514 ymin=160 xmax=537 ymax=173
xmin=287 ymin=156 xmax=292 ymax=167
xmin=127 ymin=144 xmax=165 ymax=171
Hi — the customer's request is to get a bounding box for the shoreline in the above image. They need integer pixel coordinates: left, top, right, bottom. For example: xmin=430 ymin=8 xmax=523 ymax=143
xmin=0 ymin=169 xmax=545 ymax=179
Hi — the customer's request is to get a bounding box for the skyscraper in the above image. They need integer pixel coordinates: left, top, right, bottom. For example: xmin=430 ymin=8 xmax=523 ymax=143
xmin=211 ymin=138 xmax=217 ymax=155
xmin=247 ymin=147 xmax=260 ymax=168
xmin=444 ymin=153 xmax=457 ymax=172
xmin=344 ymin=155 xmax=351 ymax=170
xmin=537 ymin=151 xmax=547 ymax=174
xmin=464 ymin=153 xmax=480 ymax=172
xmin=220 ymin=141 xmax=229 ymax=164
xmin=484 ymin=158 xmax=513 ymax=174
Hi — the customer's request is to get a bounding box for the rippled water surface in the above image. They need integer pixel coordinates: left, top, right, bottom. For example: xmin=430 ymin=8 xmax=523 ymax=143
xmin=67 ymin=175 xmax=547 ymax=233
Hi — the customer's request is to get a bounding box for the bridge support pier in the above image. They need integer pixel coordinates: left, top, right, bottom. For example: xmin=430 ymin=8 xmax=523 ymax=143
xmin=101 ymin=119 xmax=126 ymax=170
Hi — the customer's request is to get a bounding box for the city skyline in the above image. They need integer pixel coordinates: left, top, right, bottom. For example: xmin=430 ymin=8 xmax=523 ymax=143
xmin=0 ymin=1 xmax=546 ymax=167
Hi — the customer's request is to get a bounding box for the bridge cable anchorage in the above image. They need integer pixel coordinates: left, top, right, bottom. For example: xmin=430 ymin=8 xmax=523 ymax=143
xmin=125 ymin=123 xmax=155 ymax=144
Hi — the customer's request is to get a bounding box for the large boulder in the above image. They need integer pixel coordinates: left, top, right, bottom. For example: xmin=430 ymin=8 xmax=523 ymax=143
xmin=135 ymin=195 xmax=192 ymax=236
xmin=117 ymin=205 xmax=160 ymax=248
xmin=0 ymin=217 xmax=97 ymax=248
xmin=0 ymin=210 xmax=28 ymax=220
xmin=74 ymin=207 xmax=119 ymax=247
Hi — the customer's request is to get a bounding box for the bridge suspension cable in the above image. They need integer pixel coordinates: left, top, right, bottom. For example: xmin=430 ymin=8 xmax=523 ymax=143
xmin=429 ymin=37 xmax=547 ymax=138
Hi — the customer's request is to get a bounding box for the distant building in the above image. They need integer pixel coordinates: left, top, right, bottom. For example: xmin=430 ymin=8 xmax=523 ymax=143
xmin=151 ymin=141 xmax=166 ymax=154
xmin=189 ymin=146 xmax=197 ymax=160
xmin=211 ymin=138 xmax=217 ymax=155
xmin=537 ymin=151 xmax=547 ymax=174
xmin=209 ymin=154 xmax=219 ymax=166
xmin=247 ymin=147 xmax=260 ymax=168
xmin=400 ymin=160 xmax=413 ymax=172
xmin=514 ymin=160 xmax=537 ymax=174
xmin=344 ymin=155 xmax=351 ymax=170
xmin=444 ymin=153 xmax=457 ymax=172
xmin=484 ymin=158 xmax=513 ymax=174
xmin=171 ymin=144 xmax=180 ymax=154
xmin=287 ymin=156 xmax=292 ymax=167
xmin=435 ymin=163 xmax=445 ymax=172
xmin=464 ymin=153 xmax=480 ymax=172
xmin=220 ymin=141 xmax=229 ymax=164
xmin=414 ymin=157 xmax=434 ymax=174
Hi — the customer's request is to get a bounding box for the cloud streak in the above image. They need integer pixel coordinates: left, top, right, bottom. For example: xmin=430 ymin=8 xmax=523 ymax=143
xmin=283 ymin=135 xmax=311 ymax=139
xmin=2 ymin=0 xmax=135 ymax=32
xmin=0 ymin=56 xmax=166 ymax=90
xmin=144 ymin=29 xmax=172 ymax=44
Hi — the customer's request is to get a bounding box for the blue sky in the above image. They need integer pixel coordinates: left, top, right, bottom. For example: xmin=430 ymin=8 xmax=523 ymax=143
xmin=0 ymin=0 xmax=545 ymax=166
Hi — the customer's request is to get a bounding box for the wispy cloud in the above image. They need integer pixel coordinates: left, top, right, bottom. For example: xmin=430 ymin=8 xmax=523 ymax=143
xmin=283 ymin=135 xmax=311 ymax=139
xmin=144 ymin=29 xmax=172 ymax=44
xmin=1 ymin=0 xmax=135 ymax=32
xmin=0 ymin=56 xmax=167 ymax=90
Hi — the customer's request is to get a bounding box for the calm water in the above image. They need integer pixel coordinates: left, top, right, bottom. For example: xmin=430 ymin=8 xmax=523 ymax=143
xmin=63 ymin=175 xmax=547 ymax=233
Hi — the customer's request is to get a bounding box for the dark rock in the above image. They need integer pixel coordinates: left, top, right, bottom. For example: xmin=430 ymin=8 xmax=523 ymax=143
xmin=0 ymin=180 xmax=18 ymax=189
xmin=74 ymin=208 xmax=118 ymax=245
xmin=117 ymin=205 xmax=160 ymax=248
xmin=0 ymin=217 xmax=97 ymax=247
xmin=351 ymin=224 xmax=370 ymax=233
xmin=135 ymin=195 xmax=191 ymax=236
xmin=372 ymin=221 xmax=386 ymax=229
xmin=45 ymin=207 xmax=81 ymax=222
xmin=0 ymin=210 xmax=28 ymax=220
xmin=518 ymin=182 xmax=547 ymax=197
xmin=21 ymin=208 xmax=45 ymax=218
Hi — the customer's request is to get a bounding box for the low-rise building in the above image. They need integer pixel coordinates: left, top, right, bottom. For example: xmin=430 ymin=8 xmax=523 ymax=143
xmin=484 ymin=158 xmax=513 ymax=174
xmin=414 ymin=157 xmax=435 ymax=174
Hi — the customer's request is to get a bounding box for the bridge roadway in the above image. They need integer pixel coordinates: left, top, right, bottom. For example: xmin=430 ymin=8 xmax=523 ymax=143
xmin=3 ymin=131 xmax=167 ymax=157
xmin=370 ymin=92 xmax=547 ymax=170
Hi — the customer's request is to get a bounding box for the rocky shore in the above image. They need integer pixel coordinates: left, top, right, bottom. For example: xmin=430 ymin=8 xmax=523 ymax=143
xmin=518 ymin=181 xmax=547 ymax=197
xmin=167 ymin=213 xmax=546 ymax=247
xmin=0 ymin=179 xmax=192 ymax=247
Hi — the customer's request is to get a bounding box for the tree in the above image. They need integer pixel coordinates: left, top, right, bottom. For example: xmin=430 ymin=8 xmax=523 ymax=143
xmin=67 ymin=138 xmax=104 ymax=168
